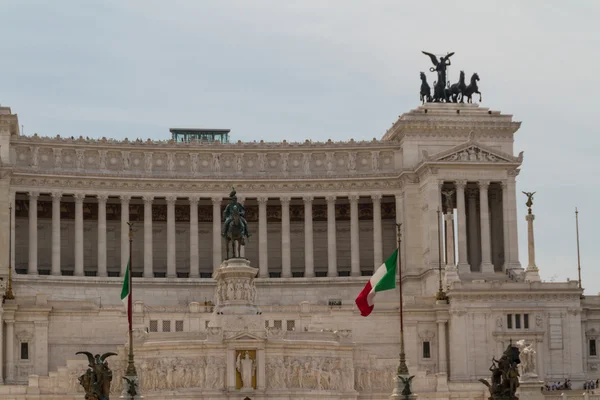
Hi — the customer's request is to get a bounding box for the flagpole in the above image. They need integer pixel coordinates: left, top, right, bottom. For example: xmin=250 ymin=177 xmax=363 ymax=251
xmin=4 ymin=205 xmax=15 ymax=301
xmin=575 ymin=208 xmax=583 ymax=298
xmin=396 ymin=223 xmax=408 ymax=376
xmin=125 ymin=222 xmax=137 ymax=377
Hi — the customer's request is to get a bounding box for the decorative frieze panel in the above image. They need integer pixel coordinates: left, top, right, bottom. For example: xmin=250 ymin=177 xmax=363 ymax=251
xmin=265 ymin=355 xmax=354 ymax=391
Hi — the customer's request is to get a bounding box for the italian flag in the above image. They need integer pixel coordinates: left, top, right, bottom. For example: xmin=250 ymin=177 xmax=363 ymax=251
xmin=355 ymin=249 xmax=398 ymax=317
xmin=120 ymin=260 xmax=132 ymax=330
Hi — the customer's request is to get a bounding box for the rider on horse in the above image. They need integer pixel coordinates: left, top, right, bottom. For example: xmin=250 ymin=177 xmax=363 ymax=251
xmin=222 ymin=188 xmax=249 ymax=239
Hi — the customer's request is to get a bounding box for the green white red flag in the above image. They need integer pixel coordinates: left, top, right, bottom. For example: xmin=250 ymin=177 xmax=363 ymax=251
xmin=120 ymin=260 xmax=132 ymax=331
xmin=355 ymin=249 xmax=398 ymax=316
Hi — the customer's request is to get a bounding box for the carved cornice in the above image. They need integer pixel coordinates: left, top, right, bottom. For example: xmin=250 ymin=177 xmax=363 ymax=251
xmin=450 ymin=293 xmax=581 ymax=303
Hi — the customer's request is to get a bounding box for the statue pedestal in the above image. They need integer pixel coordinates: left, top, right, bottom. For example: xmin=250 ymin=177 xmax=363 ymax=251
xmin=213 ymin=258 xmax=260 ymax=315
xmin=390 ymin=375 xmax=418 ymax=399
xmin=517 ymin=379 xmax=544 ymax=400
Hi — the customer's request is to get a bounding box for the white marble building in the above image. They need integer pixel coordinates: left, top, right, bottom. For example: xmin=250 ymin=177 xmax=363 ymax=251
xmin=0 ymin=103 xmax=595 ymax=399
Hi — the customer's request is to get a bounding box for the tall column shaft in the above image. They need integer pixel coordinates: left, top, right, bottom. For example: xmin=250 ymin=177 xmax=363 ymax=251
xmin=166 ymin=196 xmax=176 ymax=278
xmin=527 ymin=214 xmax=536 ymax=268
xmin=10 ymin=194 xmax=15 ymax=273
xmin=28 ymin=191 xmax=39 ymax=275
xmin=51 ymin=192 xmax=62 ymax=276
xmin=501 ymin=182 xmax=510 ymax=271
xmin=120 ymin=195 xmax=130 ymax=276
xmin=5 ymin=320 xmax=14 ymax=382
xmin=349 ymin=194 xmax=360 ymax=277
xmin=281 ymin=197 xmax=291 ymax=278
xmin=479 ymin=181 xmax=494 ymax=274
xmin=258 ymin=197 xmax=269 ymax=277
xmin=303 ymin=196 xmax=314 ymax=277
xmin=466 ymin=187 xmax=480 ymax=272
xmin=189 ymin=196 xmax=200 ymax=278
xmin=455 ymin=181 xmax=469 ymax=273
xmin=97 ymin=194 xmax=108 ymax=277
xmin=143 ymin=195 xmax=154 ymax=278
xmin=326 ymin=196 xmax=338 ymax=277
xmin=506 ymin=176 xmax=522 ymax=270
xmin=444 ymin=213 xmax=456 ymax=265
xmin=212 ymin=197 xmax=222 ymax=272
xmin=437 ymin=320 xmax=448 ymax=373
xmin=372 ymin=194 xmax=383 ymax=269
xmin=74 ymin=194 xmax=85 ymax=276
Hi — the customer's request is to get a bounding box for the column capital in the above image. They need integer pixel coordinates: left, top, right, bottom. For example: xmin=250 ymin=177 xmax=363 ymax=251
xmin=438 ymin=179 xmax=445 ymax=189
xmin=455 ymin=180 xmax=467 ymax=190
xmin=97 ymin=193 xmax=109 ymax=203
xmin=120 ymin=194 xmax=131 ymax=203
xmin=211 ymin=196 xmax=222 ymax=205
xmin=188 ymin=195 xmax=200 ymax=204
xmin=166 ymin=195 xmax=177 ymax=205
xmin=280 ymin=196 xmax=291 ymax=205
xmin=142 ymin=195 xmax=154 ymax=204
xmin=325 ymin=195 xmax=336 ymax=204
xmin=257 ymin=196 xmax=269 ymax=205
xmin=371 ymin=193 xmax=382 ymax=202
xmin=478 ymin=180 xmax=491 ymax=190
xmin=348 ymin=194 xmax=360 ymax=203
xmin=28 ymin=191 xmax=40 ymax=200
xmin=73 ymin=193 xmax=85 ymax=203
xmin=51 ymin=191 xmax=62 ymax=201
xmin=302 ymin=195 xmax=313 ymax=203
xmin=500 ymin=180 xmax=508 ymax=190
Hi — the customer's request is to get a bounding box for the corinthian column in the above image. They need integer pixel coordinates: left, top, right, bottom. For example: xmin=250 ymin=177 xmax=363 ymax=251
xmin=51 ymin=192 xmax=62 ymax=276
xmin=478 ymin=181 xmax=494 ymax=274
xmin=466 ymin=187 xmax=480 ymax=272
xmin=326 ymin=195 xmax=338 ymax=277
xmin=212 ymin=196 xmax=222 ymax=272
xmin=303 ymin=196 xmax=314 ymax=277
xmin=349 ymin=194 xmax=360 ymax=277
xmin=372 ymin=193 xmax=383 ymax=269
xmin=143 ymin=195 xmax=154 ymax=278
xmin=97 ymin=194 xmax=108 ymax=277
xmin=258 ymin=197 xmax=269 ymax=278
xmin=166 ymin=195 xmax=177 ymax=278
xmin=28 ymin=191 xmax=39 ymax=275
xmin=189 ymin=196 xmax=200 ymax=278
xmin=120 ymin=195 xmax=130 ymax=277
xmin=74 ymin=193 xmax=85 ymax=276
xmin=506 ymin=175 xmax=522 ymax=270
xmin=455 ymin=181 xmax=469 ymax=274
xmin=280 ymin=196 xmax=292 ymax=278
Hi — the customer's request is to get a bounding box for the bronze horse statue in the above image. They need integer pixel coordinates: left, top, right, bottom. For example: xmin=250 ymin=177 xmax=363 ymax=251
xmin=464 ymin=72 xmax=482 ymax=104
xmin=448 ymin=70 xmax=467 ymax=103
xmin=225 ymin=206 xmax=245 ymax=259
xmin=419 ymin=72 xmax=431 ymax=104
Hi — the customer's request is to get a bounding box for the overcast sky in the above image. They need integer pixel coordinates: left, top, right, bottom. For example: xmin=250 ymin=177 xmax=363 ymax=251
xmin=1 ymin=1 xmax=598 ymax=293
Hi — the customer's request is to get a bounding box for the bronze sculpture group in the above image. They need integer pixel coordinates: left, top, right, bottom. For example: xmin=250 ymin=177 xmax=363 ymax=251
xmin=420 ymin=51 xmax=481 ymax=104
xmin=479 ymin=343 xmax=521 ymax=400
xmin=222 ymin=187 xmax=250 ymax=259
xmin=76 ymin=351 xmax=117 ymax=400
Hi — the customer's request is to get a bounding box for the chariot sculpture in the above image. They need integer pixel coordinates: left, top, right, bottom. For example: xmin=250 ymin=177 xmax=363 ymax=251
xmin=420 ymin=51 xmax=482 ymax=104
xmin=479 ymin=343 xmax=521 ymax=400
xmin=76 ymin=351 xmax=117 ymax=400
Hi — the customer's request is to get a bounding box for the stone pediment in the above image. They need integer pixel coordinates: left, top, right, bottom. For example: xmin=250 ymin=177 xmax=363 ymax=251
xmin=423 ymin=140 xmax=522 ymax=165
xmin=226 ymin=331 xmax=265 ymax=342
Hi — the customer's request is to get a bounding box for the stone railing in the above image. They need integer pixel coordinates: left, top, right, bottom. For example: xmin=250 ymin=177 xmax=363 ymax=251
xmin=543 ymin=391 xmax=600 ymax=400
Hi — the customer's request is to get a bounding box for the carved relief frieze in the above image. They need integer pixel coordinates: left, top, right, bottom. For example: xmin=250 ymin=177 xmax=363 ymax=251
xmin=266 ymin=355 xmax=354 ymax=392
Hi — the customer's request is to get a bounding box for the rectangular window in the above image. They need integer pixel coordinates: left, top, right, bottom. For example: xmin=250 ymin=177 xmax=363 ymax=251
xmin=21 ymin=342 xmax=29 ymax=360
xmin=273 ymin=320 xmax=282 ymax=329
xmin=269 ymin=272 xmax=281 ymax=278
xmin=422 ymin=341 xmax=431 ymax=359
xmin=175 ymin=320 xmax=184 ymax=332
xmin=515 ymin=314 xmax=521 ymax=329
xmin=315 ymin=271 xmax=328 ymax=277
xmin=200 ymin=272 xmax=212 ymax=278
xmin=507 ymin=314 xmax=513 ymax=329
xmin=287 ymin=320 xmax=296 ymax=331
xmin=524 ymin=314 xmax=529 ymax=329
xmin=292 ymin=271 xmax=305 ymax=278
xmin=149 ymin=320 xmax=158 ymax=332
xmin=162 ymin=320 xmax=171 ymax=332
xmin=591 ymin=340 xmax=597 ymax=356
xmin=328 ymin=299 xmax=342 ymax=307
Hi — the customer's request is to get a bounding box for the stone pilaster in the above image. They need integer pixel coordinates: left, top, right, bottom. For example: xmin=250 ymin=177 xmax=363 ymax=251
xmin=10 ymin=193 xmax=15 ymax=274
xmin=258 ymin=196 xmax=269 ymax=278
xmin=74 ymin=193 xmax=85 ymax=276
xmin=51 ymin=191 xmax=62 ymax=276
xmin=166 ymin=195 xmax=177 ymax=278
xmin=143 ymin=195 xmax=154 ymax=278
xmin=372 ymin=193 xmax=383 ymax=269
xmin=189 ymin=196 xmax=200 ymax=278
xmin=97 ymin=194 xmax=108 ymax=277
xmin=120 ymin=195 xmax=131 ymax=277
xmin=303 ymin=196 xmax=314 ymax=278
xmin=326 ymin=195 xmax=338 ymax=277
xmin=28 ymin=191 xmax=39 ymax=275
xmin=478 ymin=181 xmax=494 ymax=274
xmin=280 ymin=196 xmax=291 ymax=278
xmin=5 ymin=318 xmax=14 ymax=382
xmin=466 ymin=187 xmax=480 ymax=272
xmin=455 ymin=181 xmax=469 ymax=274
xmin=349 ymin=194 xmax=360 ymax=277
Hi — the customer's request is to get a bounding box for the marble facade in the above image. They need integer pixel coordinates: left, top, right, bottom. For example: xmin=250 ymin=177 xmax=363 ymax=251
xmin=0 ymin=103 xmax=595 ymax=399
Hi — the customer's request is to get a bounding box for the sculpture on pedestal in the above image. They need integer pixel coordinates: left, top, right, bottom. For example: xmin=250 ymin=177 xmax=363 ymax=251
xmin=479 ymin=343 xmax=521 ymax=399
xmin=76 ymin=351 xmax=118 ymax=400
xmin=222 ymin=187 xmax=250 ymax=259
xmin=236 ymin=351 xmax=256 ymax=390
xmin=515 ymin=340 xmax=537 ymax=379
xmin=522 ymin=191 xmax=535 ymax=215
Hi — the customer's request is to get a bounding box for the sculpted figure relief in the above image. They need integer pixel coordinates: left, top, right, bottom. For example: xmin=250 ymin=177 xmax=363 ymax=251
xmin=137 ymin=356 xmax=225 ymax=391
xmin=516 ymin=339 xmax=537 ymax=377
xmin=267 ymin=356 xmax=354 ymax=391
xmin=236 ymin=351 xmax=256 ymax=389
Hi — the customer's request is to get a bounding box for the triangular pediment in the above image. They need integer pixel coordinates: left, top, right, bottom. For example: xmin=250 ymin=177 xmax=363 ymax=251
xmin=227 ymin=331 xmax=264 ymax=342
xmin=426 ymin=140 xmax=521 ymax=164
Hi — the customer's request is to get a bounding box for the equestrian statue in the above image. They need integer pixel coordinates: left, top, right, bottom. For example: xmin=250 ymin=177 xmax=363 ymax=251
xmin=222 ymin=187 xmax=250 ymax=259
xmin=76 ymin=351 xmax=118 ymax=400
